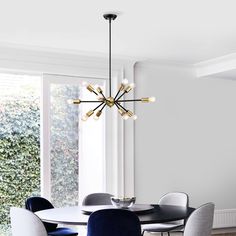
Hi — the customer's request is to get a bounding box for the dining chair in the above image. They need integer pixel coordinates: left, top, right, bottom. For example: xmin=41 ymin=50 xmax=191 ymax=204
xmin=82 ymin=193 xmax=113 ymax=205
xmin=25 ymin=196 xmax=78 ymax=236
xmin=142 ymin=192 xmax=189 ymax=236
xmin=87 ymin=209 xmax=142 ymax=236
xmin=10 ymin=207 xmax=48 ymax=236
xmin=184 ymin=202 xmax=214 ymax=236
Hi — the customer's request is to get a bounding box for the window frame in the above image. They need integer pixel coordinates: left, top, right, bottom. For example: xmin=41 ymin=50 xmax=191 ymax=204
xmin=0 ymin=47 xmax=135 ymax=198
xmin=41 ymin=73 xmax=116 ymax=201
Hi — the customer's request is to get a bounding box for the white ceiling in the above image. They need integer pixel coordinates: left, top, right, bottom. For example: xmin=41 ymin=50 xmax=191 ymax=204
xmin=0 ymin=0 xmax=236 ymax=64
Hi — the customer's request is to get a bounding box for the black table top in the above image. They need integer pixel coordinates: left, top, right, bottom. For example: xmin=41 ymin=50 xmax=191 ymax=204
xmin=36 ymin=204 xmax=195 ymax=226
xmin=138 ymin=204 xmax=194 ymax=224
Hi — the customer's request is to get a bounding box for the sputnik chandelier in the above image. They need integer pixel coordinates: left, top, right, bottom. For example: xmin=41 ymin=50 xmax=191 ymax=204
xmin=69 ymin=14 xmax=155 ymax=121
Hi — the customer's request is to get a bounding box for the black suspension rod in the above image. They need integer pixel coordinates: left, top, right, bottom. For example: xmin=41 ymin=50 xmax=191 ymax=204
xmin=103 ymin=14 xmax=117 ymax=97
xmin=109 ymin=18 xmax=112 ymax=97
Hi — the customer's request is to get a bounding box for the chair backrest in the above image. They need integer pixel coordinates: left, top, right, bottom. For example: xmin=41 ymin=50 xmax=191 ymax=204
xmin=87 ymin=209 xmax=141 ymax=236
xmin=159 ymin=192 xmax=189 ymax=206
xmin=10 ymin=207 xmax=48 ymax=236
xmin=159 ymin=192 xmax=189 ymax=225
xmin=25 ymin=196 xmax=57 ymax=232
xmin=184 ymin=203 xmax=215 ymax=236
xmin=82 ymin=193 xmax=113 ymax=206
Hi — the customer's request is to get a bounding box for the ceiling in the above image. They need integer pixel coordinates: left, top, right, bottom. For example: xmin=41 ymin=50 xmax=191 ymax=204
xmin=0 ymin=0 xmax=236 ymax=64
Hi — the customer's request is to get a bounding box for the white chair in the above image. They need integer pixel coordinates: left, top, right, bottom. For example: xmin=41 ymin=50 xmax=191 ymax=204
xmin=142 ymin=192 xmax=189 ymax=236
xmin=10 ymin=207 xmax=48 ymax=236
xmin=184 ymin=202 xmax=214 ymax=236
xmin=82 ymin=193 xmax=113 ymax=205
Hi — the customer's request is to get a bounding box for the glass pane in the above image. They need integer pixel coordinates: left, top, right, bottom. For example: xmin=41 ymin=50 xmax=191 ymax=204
xmin=49 ymin=77 xmax=106 ymax=207
xmin=50 ymin=84 xmax=79 ymax=207
xmin=0 ymin=73 xmax=41 ymax=235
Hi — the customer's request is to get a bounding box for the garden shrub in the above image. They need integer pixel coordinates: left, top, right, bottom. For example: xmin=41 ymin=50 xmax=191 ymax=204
xmin=0 ymin=95 xmax=40 ymax=228
xmin=0 ymin=84 xmax=80 ymax=235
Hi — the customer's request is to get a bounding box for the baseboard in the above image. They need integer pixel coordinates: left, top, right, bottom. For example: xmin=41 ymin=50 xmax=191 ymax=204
xmin=212 ymin=227 xmax=236 ymax=234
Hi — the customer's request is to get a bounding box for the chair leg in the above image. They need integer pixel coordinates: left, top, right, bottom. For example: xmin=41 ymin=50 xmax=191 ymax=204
xmin=168 ymin=232 xmax=170 ymax=236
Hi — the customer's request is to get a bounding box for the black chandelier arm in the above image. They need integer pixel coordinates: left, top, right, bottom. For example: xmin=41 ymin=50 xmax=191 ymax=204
xmin=114 ymin=86 xmax=125 ymax=100
xmin=114 ymin=90 xmax=121 ymax=100
xmin=100 ymin=103 xmax=107 ymax=112
xmin=116 ymin=99 xmax=142 ymax=102
xmin=80 ymin=100 xmax=103 ymax=103
xmin=93 ymin=102 xmax=105 ymax=111
xmin=99 ymin=91 xmax=107 ymax=100
xmin=115 ymin=101 xmax=128 ymax=112
xmin=116 ymin=91 xmax=127 ymax=101
xmin=92 ymin=90 xmax=99 ymax=96
xmin=114 ymin=102 xmax=120 ymax=109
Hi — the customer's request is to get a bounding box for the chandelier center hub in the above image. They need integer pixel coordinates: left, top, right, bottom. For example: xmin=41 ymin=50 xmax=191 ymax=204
xmin=106 ymin=97 xmax=115 ymax=107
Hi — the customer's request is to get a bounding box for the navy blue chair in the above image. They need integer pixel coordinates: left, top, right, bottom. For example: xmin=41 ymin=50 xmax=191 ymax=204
xmin=25 ymin=197 xmax=78 ymax=236
xmin=87 ymin=209 xmax=142 ymax=236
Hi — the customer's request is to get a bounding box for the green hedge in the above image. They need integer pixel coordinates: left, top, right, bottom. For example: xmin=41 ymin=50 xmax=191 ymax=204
xmin=0 ymin=96 xmax=40 ymax=226
xmin=0 ymin=84 xmax=80 ymax=233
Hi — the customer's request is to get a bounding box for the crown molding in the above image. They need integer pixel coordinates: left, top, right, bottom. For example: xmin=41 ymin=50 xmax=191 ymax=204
xmin=0 ymin=43 xmax=138 ymax=80
xmin=195 ymin=53 xmax=236 ymax=78
xmin=0 ymin=42 xmax=138 ymax=67
xmin=135 ymin=59 xmax=194 ymax=70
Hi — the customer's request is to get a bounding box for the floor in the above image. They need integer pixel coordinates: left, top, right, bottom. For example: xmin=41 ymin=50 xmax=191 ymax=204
xmin=214 ymin=235 xmax=236 ymax=236
xmin=78 ymin=227 xmax=236 ymax=236
xmin=143 ymin=233 xmax=236 ymax=236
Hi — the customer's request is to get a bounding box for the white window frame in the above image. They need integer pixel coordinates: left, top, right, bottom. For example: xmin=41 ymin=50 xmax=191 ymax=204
xmin=0 ymin=46 xmax=135 ymax=199
xmin=41 ymin=73 xmax=117 ymax=201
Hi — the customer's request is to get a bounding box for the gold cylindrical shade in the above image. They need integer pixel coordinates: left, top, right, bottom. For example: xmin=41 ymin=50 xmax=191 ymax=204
xmin=86 ymin=110 xmax=94 ymax=117
xmin=97 ymin=87 xmax=103 ymax=93
xmin=141 ymin=97 xmax=150 ymax=102
xmin=87 ymin=84 xmax=95 ymax=92
xmin=73 ymin=99 xmax=81 ymax=104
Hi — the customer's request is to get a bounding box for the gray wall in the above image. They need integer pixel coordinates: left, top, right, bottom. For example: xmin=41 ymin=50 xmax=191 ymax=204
xmin=134 ymin=62 xmax=236 ymax=209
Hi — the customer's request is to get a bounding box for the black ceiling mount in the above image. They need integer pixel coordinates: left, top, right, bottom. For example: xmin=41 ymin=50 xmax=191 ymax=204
xmin=103 ymin=14 xmax=117 ymax=21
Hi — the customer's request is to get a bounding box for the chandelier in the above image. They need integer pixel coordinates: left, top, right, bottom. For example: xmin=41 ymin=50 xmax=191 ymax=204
xmin=68 ymin=14 xmax=155 ymax=121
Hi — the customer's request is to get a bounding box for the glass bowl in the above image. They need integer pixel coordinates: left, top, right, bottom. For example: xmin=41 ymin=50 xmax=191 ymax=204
xmin=111 ymin=196 xmax=136 ymax=208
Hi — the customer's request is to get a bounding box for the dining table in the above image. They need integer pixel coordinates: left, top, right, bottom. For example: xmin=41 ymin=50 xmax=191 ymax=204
xmin=35 ymin=204 xmax=195 ymax=226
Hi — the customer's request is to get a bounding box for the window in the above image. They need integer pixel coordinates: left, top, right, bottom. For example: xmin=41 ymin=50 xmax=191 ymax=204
xmin=0 ymin=72 xmax=107 ymax=235
xmin=0 ymin=73 xmax=41 ymax=235
xmin=43 ymin=74 xmax=106 ymax=206
xmin=0 ymin=48 xmax=134 ymax=236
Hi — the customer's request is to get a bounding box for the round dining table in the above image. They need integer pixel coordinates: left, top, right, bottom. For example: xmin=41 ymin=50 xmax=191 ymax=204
xmin=35 ymin=204 xmax=195 ymax=226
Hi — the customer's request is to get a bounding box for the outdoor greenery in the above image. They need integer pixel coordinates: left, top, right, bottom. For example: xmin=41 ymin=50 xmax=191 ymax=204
xmin=0 ymin=93 xmax=40 ymax=232
xmin=0 ymin=80 xmax=80 ymax=236
xmin=50 ymin=84 xmax=79 ymax=207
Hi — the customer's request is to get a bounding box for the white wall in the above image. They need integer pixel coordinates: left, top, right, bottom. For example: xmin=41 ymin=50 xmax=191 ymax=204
xmin=134 ymin=62 xmax=236 ymax=210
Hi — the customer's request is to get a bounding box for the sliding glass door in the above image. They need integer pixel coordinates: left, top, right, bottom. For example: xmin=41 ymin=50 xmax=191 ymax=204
xmin=42 ymin=74 xmax=106 ymax=206
xmin=50 ymin=82 xmax=80 ymax=206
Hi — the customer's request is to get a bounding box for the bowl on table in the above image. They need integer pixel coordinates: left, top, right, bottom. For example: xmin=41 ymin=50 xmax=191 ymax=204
xmin=111 ymin=197 xmax=136 ymax=208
